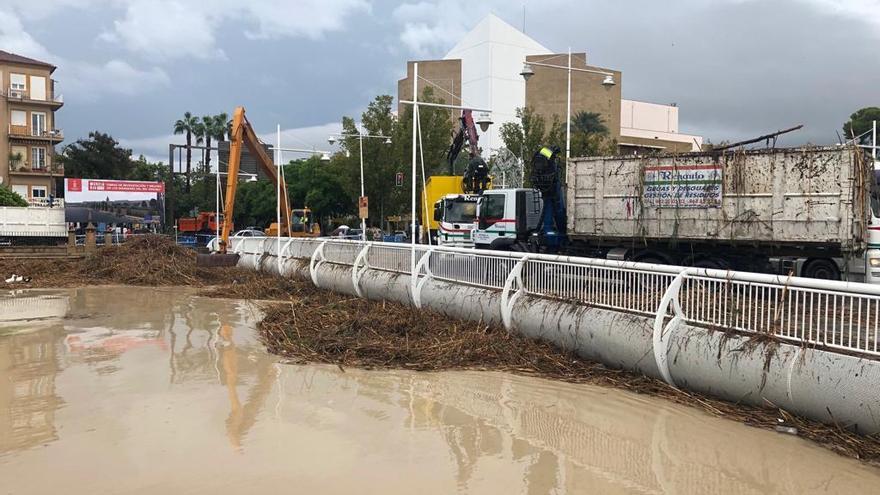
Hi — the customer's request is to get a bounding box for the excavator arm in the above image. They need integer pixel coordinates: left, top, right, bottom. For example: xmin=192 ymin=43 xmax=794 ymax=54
xmin=219 ymin=106 xmax=291 ymax=253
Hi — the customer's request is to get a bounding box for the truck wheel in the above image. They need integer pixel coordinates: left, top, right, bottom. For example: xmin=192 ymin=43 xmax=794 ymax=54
xmin=802 ymin=259 xmax=840 ymax=280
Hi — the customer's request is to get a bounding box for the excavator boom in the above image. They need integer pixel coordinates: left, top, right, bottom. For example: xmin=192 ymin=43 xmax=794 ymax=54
xmin=219 ymin=106 xmax=291 ymax=253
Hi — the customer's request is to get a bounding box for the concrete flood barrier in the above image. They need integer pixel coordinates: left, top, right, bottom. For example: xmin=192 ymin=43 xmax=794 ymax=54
xmin=233 ymin=237 xmax=880 ymax=435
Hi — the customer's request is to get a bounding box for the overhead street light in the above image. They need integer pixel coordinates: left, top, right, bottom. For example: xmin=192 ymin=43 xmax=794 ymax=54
xmin=519 ymin=63 xmax=535 ymax=81
xmin=326 ymin=128 xmax=394 ymax=240
xmin=475 ymin=112 xmax=493 ymax=132
xmin=520 ymin=48 xmax=617 ymax=162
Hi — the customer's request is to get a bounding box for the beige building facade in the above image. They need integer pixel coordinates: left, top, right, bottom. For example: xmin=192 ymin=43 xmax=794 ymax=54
xmin=397 ymin=59 xmax=462 ymax=116
xmin=0 ymin=51 xmax=63 ymax=203
xmin=397 ymin=15 xmax=702 ymax=158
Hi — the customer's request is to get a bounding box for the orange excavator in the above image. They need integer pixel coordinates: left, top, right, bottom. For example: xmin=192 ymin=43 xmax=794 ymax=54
xmin=198 ymin=106 xmax=291 ymax=266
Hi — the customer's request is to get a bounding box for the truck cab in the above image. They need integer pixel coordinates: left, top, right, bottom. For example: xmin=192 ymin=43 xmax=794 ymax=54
xmin=433 ymin=194 xmax=479 ymax=247
xmin=472 ymin=189 xmax=542 ymax=250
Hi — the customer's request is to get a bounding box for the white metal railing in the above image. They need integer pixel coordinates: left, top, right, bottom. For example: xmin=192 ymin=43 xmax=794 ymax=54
xmin=231 ymin=237 xmax=880 ymax=358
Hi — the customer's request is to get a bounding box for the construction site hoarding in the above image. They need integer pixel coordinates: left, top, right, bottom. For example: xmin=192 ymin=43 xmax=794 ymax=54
xmin=566 ymin=146 xmax=872 ymax=253
xmin=64 ymin=178 xmax=165 ymax=226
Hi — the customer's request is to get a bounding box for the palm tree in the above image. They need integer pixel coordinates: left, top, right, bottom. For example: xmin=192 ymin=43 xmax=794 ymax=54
xmin=173 ymin=112 xmax=200 ymax=192
xmin=193 ymin=120 xmax=206 ymax=174
xmin=571 ymin=111 xmax=609 ymax=136
xmin=202 ymin=113 xmax=228 ymax=173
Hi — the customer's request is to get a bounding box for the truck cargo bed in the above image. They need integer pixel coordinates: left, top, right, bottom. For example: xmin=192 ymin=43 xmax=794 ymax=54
xmin=566 ymin=146 xmax=872 ymax=255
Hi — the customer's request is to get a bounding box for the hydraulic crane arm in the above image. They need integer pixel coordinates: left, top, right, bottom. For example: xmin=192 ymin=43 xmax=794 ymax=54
xmin=219 ymin=106 xmax=291 ymax=253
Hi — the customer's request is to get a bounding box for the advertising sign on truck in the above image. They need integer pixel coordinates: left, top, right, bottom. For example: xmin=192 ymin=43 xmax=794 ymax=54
xmin=643 ymin=164 xmax=723 ymax=208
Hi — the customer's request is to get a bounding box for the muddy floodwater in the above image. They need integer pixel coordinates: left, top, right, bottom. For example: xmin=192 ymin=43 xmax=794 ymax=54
xmin=1 ymin=287 xmax=879 ymax=494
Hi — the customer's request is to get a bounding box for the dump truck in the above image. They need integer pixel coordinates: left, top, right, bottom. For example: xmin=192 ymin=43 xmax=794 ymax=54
xmin=474 ymin=145 xmax=879 ymax=282
xmin=178 ymin=212 xmax=223 ymax=234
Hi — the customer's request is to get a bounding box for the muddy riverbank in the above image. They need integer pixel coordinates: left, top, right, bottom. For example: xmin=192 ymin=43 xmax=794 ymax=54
xmin=1 ymin=286 xmax=879 ymax=494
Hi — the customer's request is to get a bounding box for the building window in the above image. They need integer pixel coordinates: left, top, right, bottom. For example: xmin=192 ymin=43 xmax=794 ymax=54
xmin=9 ymin=73 xmax=26 ymax=91
xmin=9 ymin=146 xmax=26 ymax=171
xmin=10 ymin=110 xmax=26 ymax=127
xmin=31 ymin=112 xmax=46 ymax=136
xmin=11 ymin=185 xmax=27 ymax=198
xmin=32 ymin=147 xmax=46 ymax=170
xmin=31 ymin=186 xmax=47 ymax=198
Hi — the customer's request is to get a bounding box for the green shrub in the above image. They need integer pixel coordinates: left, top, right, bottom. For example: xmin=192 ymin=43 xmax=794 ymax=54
xmin=0 ymin=186 xmax=29 ymax=207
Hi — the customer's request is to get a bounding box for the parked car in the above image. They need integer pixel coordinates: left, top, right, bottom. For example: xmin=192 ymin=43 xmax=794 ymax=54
xmin=344 ymin=229 xmax=364 ymax=240
xmin=206 ymin=229 xmax=266 ymax=250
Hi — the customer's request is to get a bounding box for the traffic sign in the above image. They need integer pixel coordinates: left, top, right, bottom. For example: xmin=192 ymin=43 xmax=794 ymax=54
xmin=359 ymin=196 xmax=369 ymax=219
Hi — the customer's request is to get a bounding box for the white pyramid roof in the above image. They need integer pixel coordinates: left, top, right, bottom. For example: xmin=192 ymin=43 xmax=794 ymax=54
xmin=444 ymin=13 xmax=549 ymax=60
xmin=440 ymin=14 xmax=551 ymax=155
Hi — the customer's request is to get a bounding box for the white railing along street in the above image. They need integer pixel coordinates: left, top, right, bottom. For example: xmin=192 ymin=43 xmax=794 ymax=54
xmin=231 ymin=237 xmax=880 ymax=358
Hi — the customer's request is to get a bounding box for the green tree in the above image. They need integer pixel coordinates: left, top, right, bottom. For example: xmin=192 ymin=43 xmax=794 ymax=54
xmin=173 ymin=111 xmax=200 ymax=192
xmin=0 ymin=185 xmax=28 ymax=207
xmin=129 ymin=155 xmax=168 ymax=181
xmin=386 ymin=88 xmax=454 ymax=227
xmin=285 ymin=156 xmax=354 ymax=227
xmin=499 ymin=107 xmax=565 ymax=185
xmin=843 ymin=107 xmax=880 ymax=141
xmin=231 ymin=179 xmax=276 ymax=228
xmin=569 ymin=111 xmax=615 ymax=158
xmin=571 ymin=111 xmax=608 ymax=135
xmin=56 ymin=131 xmax=134 ymax=179
xmin=202 ymin=113 xmax=228 ymax=173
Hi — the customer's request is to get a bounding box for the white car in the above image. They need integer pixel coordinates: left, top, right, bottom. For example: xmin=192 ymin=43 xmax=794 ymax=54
xmin=207 ymin=229 xmax=266 ymax=251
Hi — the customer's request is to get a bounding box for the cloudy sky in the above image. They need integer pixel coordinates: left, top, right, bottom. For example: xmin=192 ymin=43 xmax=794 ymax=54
xmin=2 ymin=0 xmax=878 ymax=162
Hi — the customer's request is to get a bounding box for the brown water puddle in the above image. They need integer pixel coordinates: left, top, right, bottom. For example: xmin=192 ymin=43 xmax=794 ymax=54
xmin=0 ymin=286 xmax=878 ymax=494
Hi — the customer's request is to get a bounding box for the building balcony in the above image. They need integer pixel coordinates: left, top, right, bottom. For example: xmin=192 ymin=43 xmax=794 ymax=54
xmin=2 ymin=87 xmax=63 ymax=108
xmin=8 ymin=125 xmax=64 ymax=142
xmin=8 ymin=161 xmax=63 ymax=176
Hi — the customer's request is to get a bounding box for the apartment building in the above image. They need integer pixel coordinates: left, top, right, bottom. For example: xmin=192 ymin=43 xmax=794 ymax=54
xmin=0 ymin=50 xmax=63 ymax=203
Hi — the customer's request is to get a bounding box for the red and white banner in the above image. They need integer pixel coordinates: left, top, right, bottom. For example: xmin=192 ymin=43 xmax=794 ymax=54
xmin=65 ymin=178 xmax=165 ymax=203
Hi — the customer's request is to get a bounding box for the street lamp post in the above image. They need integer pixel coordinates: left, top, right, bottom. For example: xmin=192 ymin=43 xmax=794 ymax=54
xmin=520 ymin=48 xmax=616 ymax=162
xmin=268 ymin=142 xmax=332 ymax=274
xmin=328 ymin=128 xmax=392 ymax=241
xmin=399 ymin=62 xmax=493 ymax=276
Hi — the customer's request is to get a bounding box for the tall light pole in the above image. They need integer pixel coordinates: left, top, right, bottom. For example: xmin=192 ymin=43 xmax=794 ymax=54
xmin=268 ymin=142 xmax=332 ymax=267
xmin=399 ymin=61 xmax=492 ymax=276
xmin=520 ymin=49 xmax=616 ymax=162
xmin=328 ymin=128 xmax=392 ymax=241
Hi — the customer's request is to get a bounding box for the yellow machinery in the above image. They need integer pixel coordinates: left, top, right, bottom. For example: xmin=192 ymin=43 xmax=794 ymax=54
xmin=422 ymin=176 xmax=465 ymax=236
xmin=266 ymin=208 xmax=320 ymax=237
xmin=198 ymin=106 xmax=291 ymax=265
xmin=219 ymin=106 xmax=291 ymax=254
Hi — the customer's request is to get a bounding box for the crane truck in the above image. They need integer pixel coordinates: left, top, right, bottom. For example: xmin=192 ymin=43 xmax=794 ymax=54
xmin=473 ymin=144 xmax=880 ymax=283
xmin=425 ymin=109 xmax=490 ymax=247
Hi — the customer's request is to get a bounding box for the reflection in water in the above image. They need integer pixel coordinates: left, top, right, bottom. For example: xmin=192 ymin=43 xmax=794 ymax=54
xmin=218 ymin=322 xmax=277 ymax=451
xmin=0 ymin=324 xmax=64 ymax=455
xmin=0 ymin=287 xmax=878 ymax=494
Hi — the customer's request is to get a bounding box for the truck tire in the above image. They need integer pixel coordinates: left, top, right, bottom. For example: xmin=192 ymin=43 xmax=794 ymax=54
xmin=802 ymin=258 xmax=841 ymax=280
